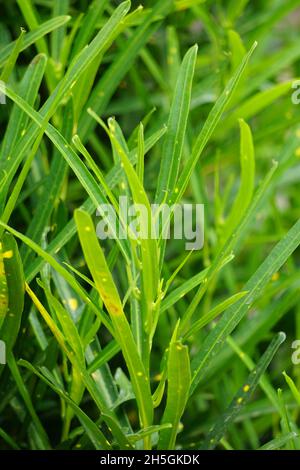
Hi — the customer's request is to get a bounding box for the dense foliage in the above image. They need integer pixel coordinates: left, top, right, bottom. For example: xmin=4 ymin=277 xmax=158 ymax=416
xmin=0 ymin=0 xmax=300 ymax=451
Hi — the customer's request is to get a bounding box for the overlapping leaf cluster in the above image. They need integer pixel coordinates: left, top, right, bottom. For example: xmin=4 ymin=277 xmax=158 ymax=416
xmin=0 ymin=0 xmax=300 ymax=450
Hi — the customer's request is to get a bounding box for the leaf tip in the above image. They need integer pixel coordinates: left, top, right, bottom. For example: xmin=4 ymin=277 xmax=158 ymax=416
xmin=278 ymin=331 xmax=286 ymax=343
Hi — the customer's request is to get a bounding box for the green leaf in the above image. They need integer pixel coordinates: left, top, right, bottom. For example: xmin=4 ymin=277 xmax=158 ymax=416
xmin=20 ymin=100 xmax=73 ymax=266
xmin=160 ymin=254 xmax=234 ymax=314
xmin=221 ymin=119 xmax=255 ymax=241
xmin=0 ymin=1 xmax=131 ymax=201
xmin=79 ymin=0 xmax=173 ymax=139
xmin=0 ymin=234 xmax=24 ymax=353
xmin=24 ymin=125 xmax=166 ymax=283
xmin=107 ymin=116 xmax=160 ymax=337
xmin=0 ymin=28 xmax=25 ymax=83
xmin=228 ymin=30 xmax=246 ymax=73
xmin=0 ymin=220 xmax=113 ymax=333
xmin=19 ymin=359 xmax=111 ymax=450
xmin=0 ymin=82 xmax=131 ymax=261
xmin=87 ymin=341 xmax=121 ymax=374
xmin=202 ymin=332 xmax=286 ymax=449
xmin=50 ymin=0 xmax=69 ymax=63
xmin=158 ymin=331 xmax=191 ymax=449
xmin=171 ymin=41 xmax=257 ymax=205
xmin=283 ymin=371 xmax=300 ymax=407
xmin=74 ymin=209 xmax=154 ymax=437
xmin=39 ymin=281 xmax=85 ymax=367
xmin=0 ymin=427 xmax=20 ymax=450
xmin=7 ymin=352 xmax=51 ymax=449
xmin=0 ymin=16 xmax=71 ymax=68
xmin=184 ymin=291 xmax=248 ymax=338
xmin=0 ymin=53 xmax=47 ymax=164
xmin=259 ymin=432 xmax=298 ymax=450
xmin=17 ymin=0 xmax=50 ymax=55
xmin=24 ymin=283 xmax=130 ymax=447
xmin=155 ymin=44 xmax=198 ymax=204
xmin=223 ymin=81 xmax=295 ymax=132
xmin=71 ymin=0 xmax=109 ymax=59
xmin=101 ymin=413 xmax=133 ymax=449
xmin=191 ymin=217 xmax=300 ymax=394
xmin=128 ymin=423 xmax=172 ymax=444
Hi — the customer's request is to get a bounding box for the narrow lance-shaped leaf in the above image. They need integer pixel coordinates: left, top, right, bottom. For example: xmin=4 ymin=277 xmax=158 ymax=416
xmin=104 ymin=115 xmax=160 ymax=338
xmin=0 ymin=234 xmax=24 ymax=355
xmin=79 ymin=0 xmax=173 ymax=139
xmin=184 ymin=291 xmax=248 ymax=339
xmin=207 ymin=284 xmax=300 ymax=385
xmin=7 ymin=351 xmax=51 ymax=449
xmin=202 ymin=332 xmax=286 ymax=449
xmin=39 ymin=281 xmax=85 ymax=367
xmin=179 ymin=158 xmax=279 ymax=333
xmin=0 ymin=220 xmax=113 ymax=333
xmin=74 ymin=209 xmax=154 ymax=436
xmin=283 ymin=370 xmax=300 ymax=407
xmin=101 ymin=414 xmax=134 ymax=450
xmin=228 ymin=30 xmax=246 ymax=73
xmin=0 ymin=16 xmax=71 ymax=67
xmin=221 ymin=118 xmax=255 ymax=242
xmin=50 ymin=0 xmax=69 ymax=63
xmin=0 ymin=83 xmax=131 ymax=262
xmin=24 ymin=125 xmax=167 ymax=283
xmin=155 ymin=44 xmax=198 ymax=205
xmin=20 ymin=100 xmax=73 ymax=266
xmin=137 ymin=123 xmax=145 ymax=184
xmin=158 ymin=329 xmax=191 ymax=449
xmin=128 ymin=424 xmax=172 ymax=444
xmin=0 ymin=242 xmax=9 ymax=329
xmin=191 ymin=216 xmax=300 ymax=395
xmin=172 ymin=41 xmax=257 ymax=206
xmin=0 ymin=28 xmax=25 ymax=83
xmin=25 ymin=283 xmax=131 ymax=448
xmin=19 ymin=360 xmax=111 ymax=450
xmin=259 ymin=433 xmax=298 ymax=451
xmin=221 ymin=80 xmax=295 ymax=132
xmin=71 ymin=0 xmax=110 ymax=59
xmin=277 ymin=388 xmax=297 ymax=450
xmin=160 ymin=254 xmax=234 ymax=314
xmin=0 ymin=53 xmax=47 ymax=164
xmin=0 ymin=1 xmax=131 ymax=200
xmin=226 ymin=336 xmax=281 ymax=413
xmin=17 ymin=0 xmax=50 ymax=55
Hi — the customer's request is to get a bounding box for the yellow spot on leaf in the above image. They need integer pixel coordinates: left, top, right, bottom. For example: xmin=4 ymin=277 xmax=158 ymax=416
xmin=68 ymin=298 xmax=78 ymax=311
xmin=271 ymin=272 xmax=280 ymax=281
